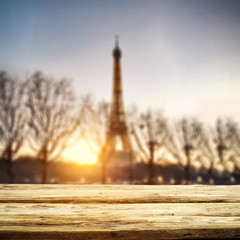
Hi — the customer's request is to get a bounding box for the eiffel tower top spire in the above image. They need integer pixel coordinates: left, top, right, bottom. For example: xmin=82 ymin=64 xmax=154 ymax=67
xmin=113 ymin=35 xmax=121 ymax=59
xmin=110 ymin=35 xmax=125 ymax=130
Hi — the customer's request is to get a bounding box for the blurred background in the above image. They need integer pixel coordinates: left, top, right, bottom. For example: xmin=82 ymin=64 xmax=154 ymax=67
xmin=0 ymin=0 xmax=240 ymax=184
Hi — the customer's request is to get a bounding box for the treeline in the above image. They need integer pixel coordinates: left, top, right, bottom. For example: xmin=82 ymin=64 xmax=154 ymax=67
xmin=0 ymin=70 xmax=240 ymax=184
xmin=0 ymin=71 xmax=81 ymax=184
xmin=128 ymin=111 xmax=240 ymax=184
xmin=0 ymin=157 xmax=235 ymax=184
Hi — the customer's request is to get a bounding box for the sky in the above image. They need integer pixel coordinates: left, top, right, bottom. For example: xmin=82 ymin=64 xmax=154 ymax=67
xmin=0 ymin=0 xmax=240 ymax=125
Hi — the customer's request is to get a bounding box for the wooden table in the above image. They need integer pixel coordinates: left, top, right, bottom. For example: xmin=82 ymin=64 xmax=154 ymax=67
xmin=0 ymin=184 xmax=240 ymax=239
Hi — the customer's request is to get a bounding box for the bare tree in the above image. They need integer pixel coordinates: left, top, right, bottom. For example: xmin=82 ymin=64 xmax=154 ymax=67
xmin=198 ymin=129 xmax=219 ymax=184
xmin=165 ymin=118 xmax=204 ymax=184
xmin=130 ymin=109 xmax=167 ymax=184
xmin=0 ymin=71 xmax=27 ymax=183
xmin=223 ymin=119 xmax=240 ymax=179
xmin=189 ymin=118 xmax=240 ymax=184
xmin=81 ymin=96 xmax=110 ymax=183
xmin=26 ymin=72 xmax=80 ymax=184
xmin=212 ymin=118 xmax=238 ymax=175
xmin=215 ymin=119 xmax=228 ymax=168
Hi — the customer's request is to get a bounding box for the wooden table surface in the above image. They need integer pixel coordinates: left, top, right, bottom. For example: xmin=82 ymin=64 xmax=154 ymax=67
xmin=0 ymin=184 xmax=240 ymax=239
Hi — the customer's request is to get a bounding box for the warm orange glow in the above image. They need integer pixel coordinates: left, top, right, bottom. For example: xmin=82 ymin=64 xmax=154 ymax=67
xmin=62 ymin=139 xmax=97 ymax=165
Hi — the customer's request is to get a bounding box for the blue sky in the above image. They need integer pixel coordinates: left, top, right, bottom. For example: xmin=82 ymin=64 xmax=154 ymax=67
xmin=1 ymin=0 xmax=240 ymax=124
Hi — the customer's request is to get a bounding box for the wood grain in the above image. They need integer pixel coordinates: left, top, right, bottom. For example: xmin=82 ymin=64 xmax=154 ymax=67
xmin=0 ymin=184 xmax=240 ymax=239
xmin=1 ymin=184 xmax=240 ymax=203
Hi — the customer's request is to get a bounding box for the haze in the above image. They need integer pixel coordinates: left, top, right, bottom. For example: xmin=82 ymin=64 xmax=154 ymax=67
xmin=1 ymin=0 xmax=240 ymax=132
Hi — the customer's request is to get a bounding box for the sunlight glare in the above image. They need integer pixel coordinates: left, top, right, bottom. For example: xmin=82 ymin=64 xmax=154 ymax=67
xmin=62 ymin=139 xmax=97 ymax=164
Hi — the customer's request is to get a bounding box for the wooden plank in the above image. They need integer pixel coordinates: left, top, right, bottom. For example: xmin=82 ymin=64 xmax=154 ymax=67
xmin=0 ymin=229 xmax=239 ymax=240
xmin=1 ymin=184 xmax=240 ymax=203
xmin=0 ymin=202 xmax=240 ymax=239
xmin=0 ymin=185 xmax=240 ymax=239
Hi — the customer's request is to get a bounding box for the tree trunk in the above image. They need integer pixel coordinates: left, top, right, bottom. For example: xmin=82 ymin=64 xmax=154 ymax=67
xmin=41 ymin=150 xmax=48 ymax=184
xmin=148 ymin=142 xmax=155 ymax=185
xmin=184 ymin=165 xmax=189 ymax=185
xmin=100 ymin=150 xmax=106 ymax=184
xmin=217 ymin=146 xmax=224 ymax=163
xmin=41 ymin=159 xmax=47 ymax=184
xmin=6 ymin=147 xmax=14 ymax=183
xmin=6 ymin=160 xmax=14 ymax=184
xmin=184 ymin=146 xmax=191 ymax=185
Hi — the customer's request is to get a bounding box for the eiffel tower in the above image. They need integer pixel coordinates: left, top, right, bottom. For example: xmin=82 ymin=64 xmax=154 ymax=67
xmin=101 ymin=36 xmax=133 ymax=184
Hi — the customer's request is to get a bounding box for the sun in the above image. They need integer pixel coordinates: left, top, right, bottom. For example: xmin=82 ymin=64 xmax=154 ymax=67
xmin=62 ymin=139 xmax=97 ymax=165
